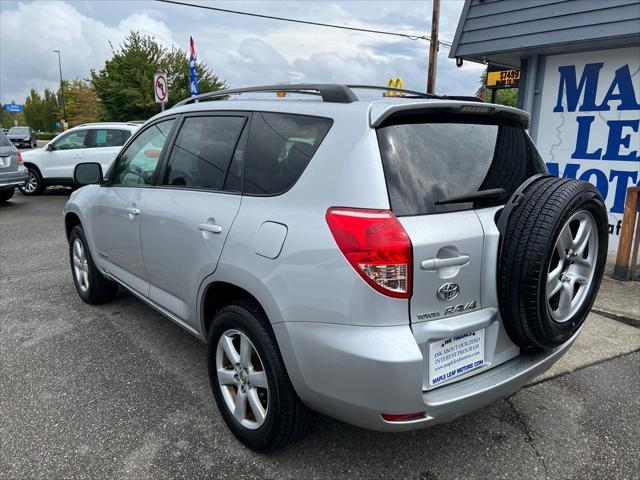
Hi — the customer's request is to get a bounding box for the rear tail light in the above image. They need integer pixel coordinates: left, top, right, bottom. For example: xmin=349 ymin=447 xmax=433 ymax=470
xmin=17 ymin=152 xmax=23 ymax=164
xmin=325 ymin=207 xmax=412 ymax=298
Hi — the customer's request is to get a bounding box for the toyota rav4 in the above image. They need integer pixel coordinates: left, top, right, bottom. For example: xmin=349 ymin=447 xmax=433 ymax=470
xmin=63 ymin=84 xmax=607 ymax=451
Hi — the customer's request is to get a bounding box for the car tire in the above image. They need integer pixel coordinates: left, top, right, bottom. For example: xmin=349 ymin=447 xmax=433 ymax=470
xmin=207 ymin=300 xmax=314 ymax=452
xmin=0 ymin=188 xmax=15 ymax=202
xmin=19 ymin=166 xmax=45 ymax=195
xmin=498 ymin=176 xmax=608 ymax=350
xmin=68 ymin=225 xmax=118 ymax=304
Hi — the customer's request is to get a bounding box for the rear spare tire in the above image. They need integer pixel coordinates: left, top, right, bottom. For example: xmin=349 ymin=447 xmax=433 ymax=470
xmin=498 ymin=176 xmax=608 ymax=350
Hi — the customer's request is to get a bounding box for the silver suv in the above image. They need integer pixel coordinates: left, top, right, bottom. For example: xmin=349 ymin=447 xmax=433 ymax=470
xmin=64 ymin=84 xmax=607 ymax=451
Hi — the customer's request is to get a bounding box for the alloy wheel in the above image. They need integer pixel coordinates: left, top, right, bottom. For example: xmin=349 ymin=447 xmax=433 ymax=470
xmin=546 ymin=210 xmax=598 ymax=323
xmin=22 ymin=170 xmax=39 ymax=194
xmin=216 ymin=329 xmax=269 ymax=429
xmin=72 ymin=238 xmax=90 ymax=293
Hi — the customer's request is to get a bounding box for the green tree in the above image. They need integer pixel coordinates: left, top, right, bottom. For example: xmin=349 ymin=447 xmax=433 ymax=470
xmin=64 ymin=79 xmax=101 ymax=126
xmin=91 ymin=32 xmax=225 ymax=121
xmin=23 ymin=88 xmax=59 ymax=132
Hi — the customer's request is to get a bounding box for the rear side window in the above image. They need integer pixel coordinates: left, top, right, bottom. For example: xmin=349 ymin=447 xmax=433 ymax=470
xmin=163 ymin=116 xmax=247 ymax=190
xmin=87 ymin=129 xmax=132 ymax=148
xmin=377 ymin=114 xmax=546 ymax=216
xmin=244 ymin=112 xmax=332 ymax=195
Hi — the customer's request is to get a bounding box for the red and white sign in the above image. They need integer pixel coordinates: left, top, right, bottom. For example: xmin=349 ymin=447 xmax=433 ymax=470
xmin=154 ymin=73 xmax=168 ymax=103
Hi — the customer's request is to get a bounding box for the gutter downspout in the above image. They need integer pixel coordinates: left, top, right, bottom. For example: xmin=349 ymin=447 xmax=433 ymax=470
xmin=523 ymin=55 xmax=539 ymax=136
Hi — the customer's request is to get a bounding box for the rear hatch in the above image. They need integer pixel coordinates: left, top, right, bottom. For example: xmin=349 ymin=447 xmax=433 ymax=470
xmin=376 ymin=108 xmax=547 ymax=387
xmin=0 ymin=131 xmax=18 ymax=173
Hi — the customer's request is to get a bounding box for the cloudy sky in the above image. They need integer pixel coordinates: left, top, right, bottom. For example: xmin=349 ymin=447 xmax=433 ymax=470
xmin=0 ymin=0 xmax=485 ymax=104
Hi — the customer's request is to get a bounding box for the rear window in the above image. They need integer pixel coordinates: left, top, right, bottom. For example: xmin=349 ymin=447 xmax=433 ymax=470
xmin=244 ymin=112 xmax=332 ymax=195
xmin=0 ymin=130 xmax=12 ymax=147
xmin=377 ymin=114 xmax=546 ymax=216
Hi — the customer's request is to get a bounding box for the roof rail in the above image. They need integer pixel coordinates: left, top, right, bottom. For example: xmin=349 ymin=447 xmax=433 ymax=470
xmin=173 ymin=84 xmax=358 ymax=107
xmin=347 ymin=85 xmax=484 ymax=103
xmin=74 ymin=121 xmax=140 ymax=128
xmin=171 ymin=83 xmax=484 ymax=108
xmin=347 ymin=84 xmax=435 ymax=99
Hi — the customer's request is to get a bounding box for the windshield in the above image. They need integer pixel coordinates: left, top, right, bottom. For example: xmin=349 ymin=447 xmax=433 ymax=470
xmin=377 ymin=113 xmax=546 ymax=216
xmin=9 ymin=127 xmax=29 ymax=136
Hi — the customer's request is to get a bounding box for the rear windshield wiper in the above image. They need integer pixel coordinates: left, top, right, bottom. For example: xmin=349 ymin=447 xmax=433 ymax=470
xmin=435 ymin=188 xmax=506 ymax=205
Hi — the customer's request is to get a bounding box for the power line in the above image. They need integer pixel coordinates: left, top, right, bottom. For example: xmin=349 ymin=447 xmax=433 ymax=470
xmin=155 ymin=0 xmax=453 ymax=48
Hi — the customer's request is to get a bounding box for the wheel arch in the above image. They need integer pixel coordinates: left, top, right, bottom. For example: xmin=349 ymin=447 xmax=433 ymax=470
xmin=22 ymin=162 xmax=43 ymax=177
xmin=200 ymin=281 xmax=272 ymax=341
xmin=65 ymin=212 xmax=82 ymax=239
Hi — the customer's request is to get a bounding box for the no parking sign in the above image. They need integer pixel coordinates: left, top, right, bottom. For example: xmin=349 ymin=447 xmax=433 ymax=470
xmin=154 ymin=73 xmax=168 ymax=104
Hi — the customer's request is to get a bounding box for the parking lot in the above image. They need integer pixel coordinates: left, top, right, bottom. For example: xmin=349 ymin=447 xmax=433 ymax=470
xmin=1 ymin=191 xmax=639 ymax=480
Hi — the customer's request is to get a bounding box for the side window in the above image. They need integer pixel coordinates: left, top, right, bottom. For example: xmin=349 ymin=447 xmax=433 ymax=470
xmin=111 ymin=119 xmax=175 ymax=186
xmin=163 ymin=116 xmax=246 ymax=190
xmin=86 ymin=129 xmax=132 ymax=148
xmin=244 ymin=112 xmax=332 ymax=195
xmin=52 ymin=130 xmax=88 ymax=151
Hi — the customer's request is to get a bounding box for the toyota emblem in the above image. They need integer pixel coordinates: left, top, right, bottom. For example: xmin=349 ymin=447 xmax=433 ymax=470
xmin=437 ymin=283 xmax=460 ymax=301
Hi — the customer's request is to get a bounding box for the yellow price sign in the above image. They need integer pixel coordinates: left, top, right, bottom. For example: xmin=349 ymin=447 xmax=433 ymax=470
xmin=487 ymin=69 xmax=520 ymax=88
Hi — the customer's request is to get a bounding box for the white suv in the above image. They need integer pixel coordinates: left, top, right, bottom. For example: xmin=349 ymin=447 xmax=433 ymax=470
xmin=19 ymin=122 xmax=140 ymax=195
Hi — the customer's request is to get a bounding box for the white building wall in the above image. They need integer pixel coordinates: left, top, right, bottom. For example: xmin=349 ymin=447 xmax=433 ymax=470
xmin=532 ymin=46 xmax=640 ymax=251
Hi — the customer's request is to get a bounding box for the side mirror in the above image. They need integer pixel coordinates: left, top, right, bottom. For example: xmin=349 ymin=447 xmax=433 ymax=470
xmin=46 ymin=143 xmax=53 ymax=152
xmin=74 ymin=162 xmax=103 ymax=185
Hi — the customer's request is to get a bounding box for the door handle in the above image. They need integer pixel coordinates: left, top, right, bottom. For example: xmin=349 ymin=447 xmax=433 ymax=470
xmin=198 ymin=223 xmax=222 ymax=234
xmin=126 ymin=207 xmax=140 ymax=216
xmin=421 ymin=254 xmax=470 ymax=271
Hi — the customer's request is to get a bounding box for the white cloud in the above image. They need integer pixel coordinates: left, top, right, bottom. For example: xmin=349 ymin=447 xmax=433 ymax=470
xmin=0 ymin=0 xmax=177 ymax=103
xmin=0 ymin=0 xmax=484 ymax=105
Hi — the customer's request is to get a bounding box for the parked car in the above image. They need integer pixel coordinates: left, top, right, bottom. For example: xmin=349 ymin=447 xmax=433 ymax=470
xmin=7 ymin=126 xmax=37 ymax=149
xmin=0 ymin=129 xmax=28 ymax=202
xmin=63 ymin=84 xmax=607 ymax=452
xmin=19 ymin=122 xmax=140 ymax=195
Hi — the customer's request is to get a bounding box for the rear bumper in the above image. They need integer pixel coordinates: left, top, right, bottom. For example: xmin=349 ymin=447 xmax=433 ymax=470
xmin=10 ymin=139 xmax=33 ymax=147
xmin=0 ymin=169 xmax=28 ymax=189
xmin=274 ymin=318 xmax=579 ymax=432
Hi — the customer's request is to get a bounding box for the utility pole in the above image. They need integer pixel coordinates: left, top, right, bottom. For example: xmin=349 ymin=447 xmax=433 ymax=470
xmin=53 ymin=50 xmax=67 ymax=126
xmin=426 ymin=0 xmax=441 ymax=95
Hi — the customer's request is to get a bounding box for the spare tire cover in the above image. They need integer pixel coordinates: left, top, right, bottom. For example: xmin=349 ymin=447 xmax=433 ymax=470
xmin=498 ymin=176 xmax=608 ymax=350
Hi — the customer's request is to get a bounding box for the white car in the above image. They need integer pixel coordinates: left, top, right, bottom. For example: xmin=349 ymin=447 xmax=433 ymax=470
xmin=19 ymin=122 xmax=140 ymax=195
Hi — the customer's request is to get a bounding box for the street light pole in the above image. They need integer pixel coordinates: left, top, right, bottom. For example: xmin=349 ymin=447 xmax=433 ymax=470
xmin=53 ymin=50 xmax=67 ymax=125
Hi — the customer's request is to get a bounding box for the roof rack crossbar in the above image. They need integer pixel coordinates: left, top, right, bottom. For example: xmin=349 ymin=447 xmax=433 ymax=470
xmin=347 ymin=84 xmax=435 ymax=99
xmin=347 ymin=85 xmax=483 ymax=103
xmin=173 ymin=84 xmax=358 ymax=107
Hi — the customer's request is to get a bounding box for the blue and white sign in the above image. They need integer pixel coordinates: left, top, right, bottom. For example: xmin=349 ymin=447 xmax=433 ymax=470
xmin=428 ymin=329 xmax=485 ymax=387
xmin=5 ymin=103 xmax=23 ymax=113
xmin=535 ymin=47 xmax=640 ymax=251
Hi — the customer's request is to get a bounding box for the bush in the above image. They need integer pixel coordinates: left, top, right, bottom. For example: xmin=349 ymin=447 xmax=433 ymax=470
xmin=36 ymin=133 xmax=57 ymax=140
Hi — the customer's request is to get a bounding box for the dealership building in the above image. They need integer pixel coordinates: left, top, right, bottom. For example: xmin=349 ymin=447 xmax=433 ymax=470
xmin=450 ymin=0 xmax=640 ymax=250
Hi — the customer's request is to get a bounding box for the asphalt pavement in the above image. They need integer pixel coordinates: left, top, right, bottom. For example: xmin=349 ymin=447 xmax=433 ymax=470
xmin=1 ymin=192 xmax=639 ymax=480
